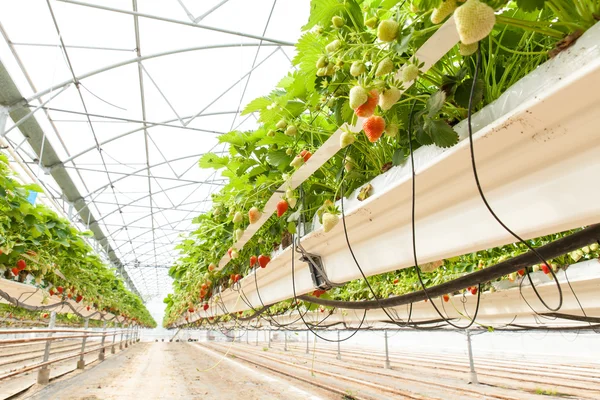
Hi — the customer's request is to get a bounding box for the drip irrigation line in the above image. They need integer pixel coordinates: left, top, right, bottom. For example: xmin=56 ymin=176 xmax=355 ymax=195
xmin=466 ymin=45 xmax=563 ymax=312
xmin=290 ymin=223 xmax=367 ymax=342
xmin=295 ymin=224 xmax=600 ymax=310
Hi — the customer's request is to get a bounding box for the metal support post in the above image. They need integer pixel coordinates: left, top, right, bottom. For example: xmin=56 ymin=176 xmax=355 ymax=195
xmin=119 ymin=325 xmax=124 ymax=350
xmin=111 ymin=327 xmax=117 ymax=354
xmin=384 ymin=330 xmax=391 ymax=369
xmin=466 ymin=330 xmax=479 ymax=384
xmin=99 ymin=321 xmax=107 ymax=361
xmin=125 ymin=325 xmax=129 ymax=348
xmin=336 ymin=331 xmax=341 ymax=360
xmin=255 ymin=330 xmax=258 ymax=346
xmin=77 ymin=318 xmax=89 ymax=369
xmin=284 ymin=331 xmax=288 ymax=351
xmin=37 ymin=311 xmax=56 ymax=384
xmin=306 ymin=330 xmax=309 ymax=354
xmin=267 ymin=329 xmax=271 ymax=348
xmin=246 ymin=330 xmax=249 ymax=344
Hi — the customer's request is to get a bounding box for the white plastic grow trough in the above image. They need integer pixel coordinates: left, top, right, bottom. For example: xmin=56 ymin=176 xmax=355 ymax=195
xmin=179 ymin=23 xmax=600 ymax=325
xmin=255 ymin=260 xmax=600 ymax=329
xmin=0 ymin=278 xmax=119 ymax=321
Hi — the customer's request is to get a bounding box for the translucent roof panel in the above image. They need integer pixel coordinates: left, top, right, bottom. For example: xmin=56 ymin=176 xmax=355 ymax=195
xmin=0 ymin=0 xmax=310 ymax=300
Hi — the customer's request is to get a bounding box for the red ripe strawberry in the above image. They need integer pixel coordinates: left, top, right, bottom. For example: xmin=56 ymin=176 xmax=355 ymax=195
xmin=201 ymin=283 xmax=208 ymax=290
xmin=276 ymin=199 xmax=288 ymax=217
xmin=319 ymin=307 xmax=325 ymax=313
xmin=258 ymin=255 xmax=270 ymax=268
xmin=470 ymin=287 xmax=478 ymax=295
xmin=188 ymin=307 xmax=194 ymax=313
xmin=67 ymin=293 xmax=72 ymax=299
xmin=517 ymin=269 xmax=525 ymax=277
xmin=443 ymin=294 xmax=450 ymax=302
xmin=227 ymin=247 xmax=233 ymax=257
xmin=541 ymin=264 xmax=550 ymax=274
xmin=250 ymin=255 xmax=258 ymax=267
xmin=76 ymin=295 xmax=83 ymax=303
xmin=300 ymin=149 xmax=312 ymax=162
xmin=11 ymin=267 xmax=19 ymax=276
xmin=17 ymin=259 xmax=27 ymax=271
xmin=86 ymin=306 xmax=91 ymax=311
xmin=49 ymin=289 xmax=55 ymax=296
xmin=57 ymin=286 xmax=64 ymax=294
xmin=355 ymin=90 xmax=378 ymax=117
xmin=42 ymin=313 xmax=49 ymax=318
xmin=234 ymin=274 xmax=242 ymax=283
xmin=393 ymin=279 xmax=399 ymax=284
xmin=363 ymin=116 xmax=385 ymax=142
xmin=185 ymin=316 xmax=189 ymax=321
xmin=203 ymin=304 xmax=209 ymax=311
xmin=313 ymin=289 xmax=326 ymax=297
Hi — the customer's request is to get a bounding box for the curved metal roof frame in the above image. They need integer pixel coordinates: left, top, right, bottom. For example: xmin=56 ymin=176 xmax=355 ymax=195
xmin=0 ymin=0 xmax=307 ymax=301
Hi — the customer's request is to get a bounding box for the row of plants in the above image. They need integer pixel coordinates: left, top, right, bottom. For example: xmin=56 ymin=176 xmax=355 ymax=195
xmin=0 ymin=304 xmax=123 ymax=328
xmin=0 ymin=153 xmax=156 ymax=328
xmin=164 ymin=0 xmax=599 ymax=326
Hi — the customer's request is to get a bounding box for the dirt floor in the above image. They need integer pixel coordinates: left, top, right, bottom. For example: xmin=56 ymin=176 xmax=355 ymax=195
xmin=20 ymin=342 xmax=335 ymax=400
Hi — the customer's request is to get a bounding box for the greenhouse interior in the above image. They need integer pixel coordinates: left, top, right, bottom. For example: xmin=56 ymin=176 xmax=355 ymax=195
xmin=1 ymin=0 xmax=599 ymax=399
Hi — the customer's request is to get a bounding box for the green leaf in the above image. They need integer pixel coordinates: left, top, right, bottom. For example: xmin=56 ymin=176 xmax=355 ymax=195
xmin=454 ymin=78 xmax=484 ymax=109
xmin=516 ymin=0 xmax=546 ymax=12
xmin=266 ymin=150 xmax=293 ymax=168
xmin=198 ymin=153 xmax=229 ymax=170
xmin=392 ymin=148 xmax=406 ymax=166
xmin=415 ymin=126 xmax=433 ymax=146
xmin=426 ymin=91 xmax=446 ymax=118
xmin=303 ymin=0 xmax=346 ymax=31
xmin=242 ymin=97 xmax=272 ymax=116
xmin=24 ymin=214 xmax=36 ymax=226
xmin=424 ymin=119 xmax=459 ymax=148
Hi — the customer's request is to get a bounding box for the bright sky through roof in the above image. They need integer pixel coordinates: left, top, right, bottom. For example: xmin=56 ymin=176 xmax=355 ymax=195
xmin=0 ymin=0 xmax=310 ymax=316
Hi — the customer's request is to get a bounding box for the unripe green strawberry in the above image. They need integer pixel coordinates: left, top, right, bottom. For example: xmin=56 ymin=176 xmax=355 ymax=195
xmin=332 ymin=16 xmax=344 ymax=28
xmin=286 ymin=188 xmax=294 ymax=199
xmin=454 ymin=0 xmax=496 ymax=45
xmin=286 ymin=148 xmax=294 ymax=155
xmin=230 ymin=249 xmax=239 ymax=259
xmin=459 ymin=42 xmax=478 ymax=56
xmin=551 ymin=263 xmax=559 ymax=272
xmin=276 ymin=120 xmax=287 ymax=130
xmin=285 ymin=125 xmax=297 ymax=136
xmin=581 ymin=246 xmax=590 ymax=254
xmin=375 ymin=58 xmax=393 ymax=77
xmin=233 ymin=211 xmax=243 ymax=223
xmin=365 ymin=17 xmax=377 ymax=28
xmin=316 ymin=67 xmax=327 ymax=77
xmin=325 ymin=64 xmax=335 ymax=76
xmin=385 ymin=123 xmax=399 ymax=137
xmin=378 ymin=87 xmax=401 ymax=111
xmin=349 ymin=86 xmax=368 ymax=109
xmin=570 ymin=250 xmax=583 ymax=262
xmin=288 ymin=197 xmax=297 ymax=209
xmin=316 ymin=55 xmax=328 ymax=69
xmin=590 ymin=243 xmax=599 ymax=252
xmin=431 ymin=0 xmax=458 ymax=24
xmin=340 ymin=130 xmax=356 ymax=148
xmin=402 ymin=64 xmax=419 ymax=83
xmin=322 ymin=213 xmax=340 ymax=233
xmin=267 ymin=129 xmax=275 ymax=137
xmin=344 ymin=156 xmax=354 ymax=172
xmin=350 ymin=61 xmax=366 ymax=77
xmin=290 ymin=155 xmax=304 ymax=169
xmin=377 ymin=20 xmax=398 ymax=42
xmin=532 ymin=264 xmax=540 ymax=272
xmin=325 ymin=39 xmax=342 ymax=53
xmin=410 ymin=2 xmax=419 ymax=13
xmin=235 ymin=228 xmax=244 ymax=241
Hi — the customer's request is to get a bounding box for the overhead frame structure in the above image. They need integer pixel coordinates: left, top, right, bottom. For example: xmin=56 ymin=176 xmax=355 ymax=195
xmin=0 ymin=0 xmax=308 ymax=301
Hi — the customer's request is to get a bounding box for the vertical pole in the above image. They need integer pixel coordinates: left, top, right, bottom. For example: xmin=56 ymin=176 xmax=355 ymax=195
xmin=466 ymin=330 xmax=479 ymax=384
xmin=77 ymin=318 xmax=89 ymax=369
xmin=111 ymin=326 xmax=117 ymax=354
xmin=119 ymin=324 xmax=124 ymax=350
xmin=284 ymin=331 xmax=288 ymax=351
xmin=306 ymin=330 xmax=309 ymax=354
xmin=0 ymin=107 xmax=8 ymax=138
xmin=37 ymin=311 xmax=56 ymax=384
xmin=125 ymin=324 xmax=130 ymax=348
xmin=255 ymin=330 xmax=258 ymax=346
xmin=336 ymin=330 xmax=341 ymax=360
xmin=384 ymin=330 xmax=391 ymax=369
xmin=267 ymin=329 xmax=271 ymax=348
xmin=99 ymin=320 xmax=107 ymax=361
xmin=246 ymin=330 xmax=249 ymax=344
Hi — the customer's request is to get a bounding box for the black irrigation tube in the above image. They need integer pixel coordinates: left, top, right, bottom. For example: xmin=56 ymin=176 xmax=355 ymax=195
xmin=296 ymin=224 xmax=600 ymax=310
xmin=541 ymin=313 xmax=600 ymax=324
